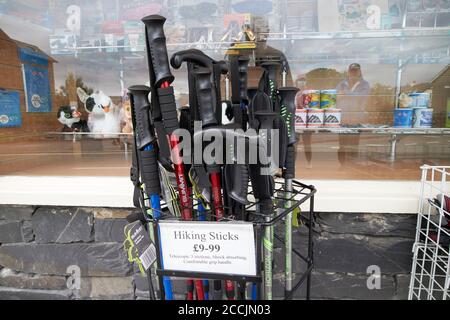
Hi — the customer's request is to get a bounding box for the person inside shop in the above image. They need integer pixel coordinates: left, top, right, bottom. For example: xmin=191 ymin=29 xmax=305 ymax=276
xmin=336 ymin=63 xmax=370 ymax=97
xmin=225 ymin=16 xmax=294 ymax=87
xmin=336 ymin=63 xmax=371 ymax=166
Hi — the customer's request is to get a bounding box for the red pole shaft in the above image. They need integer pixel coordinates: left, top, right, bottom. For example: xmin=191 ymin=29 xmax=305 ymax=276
xmin=168 ymin=130 xmax=205 ymax=300
xmin=210 ymin=172 xmax=224 ymax=219
xmin=210 ymin=172 xmax=235 ymax=300
xmin=169 ymin=135 xmax=192 ymax=221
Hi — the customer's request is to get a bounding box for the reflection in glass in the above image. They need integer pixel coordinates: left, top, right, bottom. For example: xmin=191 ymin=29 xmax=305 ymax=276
xmin=0 ymin=0 xmax=449 ymax=180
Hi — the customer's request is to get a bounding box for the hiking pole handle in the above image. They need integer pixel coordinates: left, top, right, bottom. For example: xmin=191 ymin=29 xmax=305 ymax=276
xmin=237 ymin=56 xmax=250 ymax=102
xmin=230 ymin=56 xmax=247 ymax=104
xmin=193 ymin=67 xmax=218 ymax=127
xmin=142 ymin=15 xmax=174 ymax=87
xmin=171 ymin=49 xmax=228 ymax=74
xmin=278 ymin=87 xmax=299 ymax=146
xmin=142 ymin=15 xmax=178 ymax=135
xmin=225 ymin=164 xmax=249 ymax=205
xmin=129 ymin=85 xmax=173 ymax=301
xmin=254 ymin=111 xmax=278 ymax=131
xmin=128 ymin=85 xmax=161 ymax=203
xmin=128 ymin=85 xmax=154 ymax=149
xmin=260 ymin=61 xmax=280 ymax=84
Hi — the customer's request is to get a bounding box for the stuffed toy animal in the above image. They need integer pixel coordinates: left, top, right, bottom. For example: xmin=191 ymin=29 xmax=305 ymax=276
xmin=56 ymin=105 xmax=89 ymax=132
xmin=399 ymin=93 xmax=413 ymax=109
xmin=120 ymin=94 xmax=133 ymax=134
xmin=77 ymin=88 xmax=121 ymax=139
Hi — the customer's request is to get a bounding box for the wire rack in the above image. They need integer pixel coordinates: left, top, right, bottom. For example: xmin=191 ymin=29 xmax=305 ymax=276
xmin=151 ymin=179 xmax=316 ymax=300
xmin=409 ymin=165 xmax=450 ymax=300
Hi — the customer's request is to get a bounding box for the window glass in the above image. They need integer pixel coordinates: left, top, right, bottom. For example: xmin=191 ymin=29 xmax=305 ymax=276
xmin=0 ymin=0 xmax=449 ymax=179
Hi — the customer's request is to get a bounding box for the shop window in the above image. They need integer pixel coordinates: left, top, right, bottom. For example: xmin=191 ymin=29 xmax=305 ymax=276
xmin=0 ymin=0 xmax=449 ymax=180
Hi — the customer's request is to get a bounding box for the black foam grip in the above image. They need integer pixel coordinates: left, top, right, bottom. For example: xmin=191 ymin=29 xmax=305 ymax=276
xmin=170 ymin=49 xmax=226 ymax=126
xmin=213 ymin=64 xmax=224 ymax=125
xmin=238 ymin=56 xmax=250 ymax=101
xmin=132 ymin=186 xmax=141 ymax=209
xmin=225 ymin=164 xmax=249 ymax=205
xmin=193 ymin=68 xmax=217 ymax=127
xmin=153 ymin=121 xmax=173 ymax=171
xmin=179 ymin=107 xmax=193 ymax=187
xmin=277 ymin=116 xmax=288 ymax=169
xmin=247 ymin=88 xmax=258 ymax=125
xmin=157 ymin=86 xmax=179 ymax=134
xmin=278 ymin=87 xmax=299 ymax=145
xmin=128 ymin=85 xmax=153 ymax=149
xmin=131 ymin=148 xmax=141 ymax=209
xmin=142 ymin=15 xmax=174 ymax=87
xmin=141 ymin=149 xmax=161 ymax=196
xmin=284 ymin=145 xmax=296 ymax=179
xmin=229 ymin=55 xmax=240 ymax=104
xmin=249 ymin=164 xmax=274 ymax=199
xmin=179 ymin=106 xmax=192 ymax=133
xmin=260 ymin=62 xmax=279 ymax=85
xmin=171 ymin=49 xmax=228 ymax=73
xmin=254 ymin=111 xmax=277 ymax=130
xmin=232 ymin=104 xmax=243 ymax=127
xmin=250 ymin=91 xmax=272 ymax=118
xmin=171 ymin=49 xmax=213 ymax=69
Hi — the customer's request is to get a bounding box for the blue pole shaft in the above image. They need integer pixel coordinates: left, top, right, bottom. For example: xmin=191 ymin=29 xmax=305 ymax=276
xmin=145 ymin=144 xmax=173 ymax=300
xmin=197 ymin=201 xmax=209 ymax=300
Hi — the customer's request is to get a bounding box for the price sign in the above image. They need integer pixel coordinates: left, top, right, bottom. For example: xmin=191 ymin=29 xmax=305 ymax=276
xmin=158 ymin=221 xmax=256 ymax=276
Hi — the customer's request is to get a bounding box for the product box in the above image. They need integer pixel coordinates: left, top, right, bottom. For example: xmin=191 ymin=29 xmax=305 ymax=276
xmin=408 ymin=92 xmax=430 ymax=109
xmin=413 ymin=108 xmax=433 ymax=128
xmin=320 ymin=90 xmax=337 ymax=109
xmin=324 ymin=109 xmax=342 ymax=127
xmin=295 ymin=109 xmax=308 ymax=128
xmin=393 ymin=108 xmax=414 ymax=128
xmin=307 ymin=109 xmax=324 ymax=128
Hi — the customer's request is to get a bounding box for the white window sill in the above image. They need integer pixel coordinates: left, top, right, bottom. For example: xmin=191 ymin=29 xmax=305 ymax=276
xmin=0 ymin=176 xmax=423 ymax=213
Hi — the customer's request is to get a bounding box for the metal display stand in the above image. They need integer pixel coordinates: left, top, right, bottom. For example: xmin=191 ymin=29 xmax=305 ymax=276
xmin=151 ymin=179 xmax=316 ymax=300
xmin=409 ymin=165 xmax=450 ymax=300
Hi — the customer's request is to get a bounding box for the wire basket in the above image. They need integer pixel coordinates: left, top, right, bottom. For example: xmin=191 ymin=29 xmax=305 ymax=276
xmin=409 ymin=165 xmax=450 ymax=300
xmin=152 ymin=179 xmax=316 ymax=300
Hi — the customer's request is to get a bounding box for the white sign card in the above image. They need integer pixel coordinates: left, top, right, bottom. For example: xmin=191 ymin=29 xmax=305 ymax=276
xmin=158 ymin=221 xmax=257 ymax=277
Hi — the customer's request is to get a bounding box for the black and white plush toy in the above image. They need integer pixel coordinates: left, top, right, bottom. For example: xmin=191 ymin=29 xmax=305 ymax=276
xmin=56 ymin=105 xmax=89 ymax=132
xmin=77 ymin=88 xmax=121 ymax=138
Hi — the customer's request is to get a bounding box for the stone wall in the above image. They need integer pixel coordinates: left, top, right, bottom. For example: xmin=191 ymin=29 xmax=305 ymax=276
xmin=0 ymin=205 xmax=416 ymax=300
xmin=274 ymin=212 xmax=416 ymax=300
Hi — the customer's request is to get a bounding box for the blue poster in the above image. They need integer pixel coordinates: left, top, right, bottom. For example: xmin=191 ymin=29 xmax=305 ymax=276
xmin=0 ymin=89 xmax=22 ymax=128
xmin=19 ymin=47 xmax=49 ymax=67
xmin=23 ymin=64 xmax=52 ymax=113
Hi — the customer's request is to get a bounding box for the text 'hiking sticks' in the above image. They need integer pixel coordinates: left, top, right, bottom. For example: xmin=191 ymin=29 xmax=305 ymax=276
xmin=142 ymin=14 xmax=204 ymax=301
xmin=128 ymin=85 xmax=173 ymax=300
